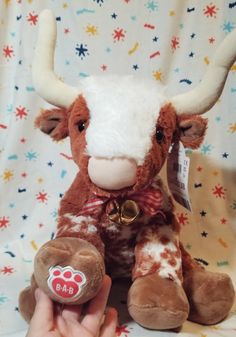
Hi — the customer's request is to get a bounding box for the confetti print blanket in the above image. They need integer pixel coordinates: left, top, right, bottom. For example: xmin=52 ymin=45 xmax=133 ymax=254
xmin=0 ymin=1 xmax=236 ymax=336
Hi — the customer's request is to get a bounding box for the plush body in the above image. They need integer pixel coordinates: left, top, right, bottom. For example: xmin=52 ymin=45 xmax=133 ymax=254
xmin=58 ymin=174 xmax=178 ymax=282
xmin=19 ymin=10 xmax=236 ymax=331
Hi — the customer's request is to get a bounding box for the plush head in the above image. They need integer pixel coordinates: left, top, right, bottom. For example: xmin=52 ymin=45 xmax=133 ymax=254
xmin=34 ymin=10 xmax=236 ymax=195
xmin=35 ymin=76 xmax=207 ymax=194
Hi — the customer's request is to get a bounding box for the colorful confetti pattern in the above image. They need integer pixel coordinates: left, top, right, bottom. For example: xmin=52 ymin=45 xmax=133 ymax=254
xmin=0 ymin=1 xmax=236 ymax=336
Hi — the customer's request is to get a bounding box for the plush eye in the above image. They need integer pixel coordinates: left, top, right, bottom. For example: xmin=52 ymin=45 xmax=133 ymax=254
xmin=156 ymin=128 xmax=164 ymax=144
xmin=77 ymin=120 xmax=86 ymax=132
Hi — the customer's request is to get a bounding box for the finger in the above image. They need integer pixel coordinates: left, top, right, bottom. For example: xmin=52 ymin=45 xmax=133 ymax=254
xmin=62 ymin=304 xmax=82 ymax=322
xmin=100 ymin=308 xmax=118 ymax=337
xmin=54 ymin=303 xmax=82 ymax=335
xmin=56 ymin=312 xmax=92 ymax=337
xmin=81 ymin=275 xmax=112 ymax=335
xmin=29 ymin=288 xmax=54 ymax=330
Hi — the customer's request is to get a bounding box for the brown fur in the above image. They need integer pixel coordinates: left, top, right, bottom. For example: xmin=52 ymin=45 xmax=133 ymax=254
xmin=35 ymin=101 xmax=207 ymax=196
xmin=33 ymin=98 xmax=220 ymax=282
xmin=176 ymin=114 xmax=208 ymax=149
xmin=35 ymin=107 xmax=68 ymax=141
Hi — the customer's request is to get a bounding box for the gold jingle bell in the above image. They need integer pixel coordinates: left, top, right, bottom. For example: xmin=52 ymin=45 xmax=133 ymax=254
xmin=108 ymin=199 xmax=140 ymax=225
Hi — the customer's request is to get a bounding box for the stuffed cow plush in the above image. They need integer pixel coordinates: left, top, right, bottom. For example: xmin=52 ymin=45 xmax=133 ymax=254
xmin=19 ymin=10 xmax=235 ymax=330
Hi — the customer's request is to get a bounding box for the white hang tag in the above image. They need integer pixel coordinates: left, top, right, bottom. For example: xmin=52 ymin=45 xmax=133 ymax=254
xmin=167 ymin=142 xmax=192 ymax=211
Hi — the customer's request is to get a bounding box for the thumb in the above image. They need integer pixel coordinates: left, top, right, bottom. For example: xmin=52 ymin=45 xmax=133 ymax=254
xmin=30 ymin=288 xmax=54 ymax=330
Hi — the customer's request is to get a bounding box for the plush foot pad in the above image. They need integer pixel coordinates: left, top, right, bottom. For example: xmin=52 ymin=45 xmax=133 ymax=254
xmin=127 ymin=273 xmax=189 ymax=330
xmin=183 ymin=270 xmax=235 ymax=325
xmin=34 ymin=237 xmax=105 ymax=304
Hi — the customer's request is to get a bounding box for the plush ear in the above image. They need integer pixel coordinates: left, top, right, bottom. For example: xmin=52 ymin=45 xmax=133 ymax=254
xmin=35 ymin=108 xmax=68 ymax=141
xmin=177 ymin=115 xmax=208 ymax=149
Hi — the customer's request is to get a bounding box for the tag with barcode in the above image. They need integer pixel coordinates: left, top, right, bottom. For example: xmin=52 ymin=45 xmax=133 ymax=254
xmin=167 ymin=142 xmax=192 ymax=211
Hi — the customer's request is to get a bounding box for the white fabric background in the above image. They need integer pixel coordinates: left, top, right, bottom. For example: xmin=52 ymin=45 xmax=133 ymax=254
xmin=0 ymin=0 xmax=236 ymax=336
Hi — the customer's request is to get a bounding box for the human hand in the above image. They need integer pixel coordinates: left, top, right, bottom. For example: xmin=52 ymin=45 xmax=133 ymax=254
xmin=26 ymin=275 xmax=117 ymax=337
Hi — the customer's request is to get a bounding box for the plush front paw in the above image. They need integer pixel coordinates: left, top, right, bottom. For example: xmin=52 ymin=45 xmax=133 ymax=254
xmin=128 ymin=273 xmax=189 ymax=330
xmin=34 ymin=237 xmax=105 ymax=304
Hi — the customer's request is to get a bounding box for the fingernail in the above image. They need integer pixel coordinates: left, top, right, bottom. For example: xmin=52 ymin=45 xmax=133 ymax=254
xmin=105 ymin=307 xmax=118 ymax=316
xmin=35 ymin=288 xmax=41 ymax=302
xmin=104 ymin=306 xmax=111 ymax=314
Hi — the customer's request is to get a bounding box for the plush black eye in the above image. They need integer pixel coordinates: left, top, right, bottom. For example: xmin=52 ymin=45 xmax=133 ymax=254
xmin=156 ymin=128 xmax=164 ymax=144
xmin=77 ymin=120 xmax=86 ymax=132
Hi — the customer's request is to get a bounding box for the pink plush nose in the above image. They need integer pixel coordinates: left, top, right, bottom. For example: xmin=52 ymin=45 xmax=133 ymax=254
xmin=88 ymin=157 xmax=137 ymax=190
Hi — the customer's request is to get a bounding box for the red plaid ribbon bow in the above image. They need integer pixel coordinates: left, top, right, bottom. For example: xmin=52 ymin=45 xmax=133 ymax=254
xmin=79 ymin=186 xmax=164 ymax=221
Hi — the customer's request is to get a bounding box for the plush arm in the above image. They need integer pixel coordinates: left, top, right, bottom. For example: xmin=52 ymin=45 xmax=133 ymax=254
xmin=56 ymin=173 xmax=105 ymax=256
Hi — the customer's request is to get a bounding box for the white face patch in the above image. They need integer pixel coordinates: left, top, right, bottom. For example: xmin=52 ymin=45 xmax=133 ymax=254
xmin=82 ymin=75 xmax=166 ymax=165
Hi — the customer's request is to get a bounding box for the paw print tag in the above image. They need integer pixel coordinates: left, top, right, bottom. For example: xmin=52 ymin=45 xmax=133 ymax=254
xmin=47 ymin=265 xmax=86 ymax=300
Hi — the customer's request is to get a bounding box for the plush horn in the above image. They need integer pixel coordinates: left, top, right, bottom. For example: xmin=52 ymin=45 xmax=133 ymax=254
xmin=171 ymin=29 xmax=236 ymax=115
xmin=32 ymin=9 xmax=79 ymax=108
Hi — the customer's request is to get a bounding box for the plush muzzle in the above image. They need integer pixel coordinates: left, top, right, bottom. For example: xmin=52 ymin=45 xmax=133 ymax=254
xmin=88 ymin=157 xmax=137 ymax=190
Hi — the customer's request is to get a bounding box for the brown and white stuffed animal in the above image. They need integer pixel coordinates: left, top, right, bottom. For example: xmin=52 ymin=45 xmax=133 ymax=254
xmin=19 ymin=10 xmax=235 ymax=330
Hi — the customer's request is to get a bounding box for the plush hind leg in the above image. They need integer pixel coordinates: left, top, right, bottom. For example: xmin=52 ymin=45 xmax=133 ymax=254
xmin=181 ymin=244 xmax=235 ymax=325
